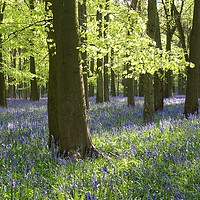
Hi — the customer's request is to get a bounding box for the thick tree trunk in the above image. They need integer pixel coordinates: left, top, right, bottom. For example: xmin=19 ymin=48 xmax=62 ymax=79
xmin=45 ymin=0 xmax=59 ymax=148
xmin=184 ymin=0 xmax=200 ymax=116
xmin=0 ymin=2 xmax=7 ymax=107
xmin=52 ymin=0 xmax=95 ymax=157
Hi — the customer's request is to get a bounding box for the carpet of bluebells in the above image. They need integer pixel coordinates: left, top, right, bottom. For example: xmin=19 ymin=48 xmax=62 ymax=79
xmin=0 ymin=96 xmax=200 ymax=199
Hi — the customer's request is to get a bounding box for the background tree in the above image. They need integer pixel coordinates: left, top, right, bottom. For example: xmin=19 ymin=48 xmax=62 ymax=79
xmin=0 ymin=1 xmax=6 ymax=107
xmin=79 ymin=0 xmax=89 ymax=108
xmin=96 ymin=3 xmax=104 ymax=103
xmin=29 ymin=0 xmax=39 ymax=101
xmin=184 ymin=0 xmax=200 ymax=116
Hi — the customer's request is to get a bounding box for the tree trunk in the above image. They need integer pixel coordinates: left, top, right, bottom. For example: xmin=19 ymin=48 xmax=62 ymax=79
xmin=0 ymin=2 xmax=7 ymax=107
xmin=143 ymin=0 xmax=158 ymax=121
xmin=139 ymin=74 xmax=144 ymax=96
xmin=29 ymin=0 xmax=39 ymax=101
xmin=172 ymin=3 xmax=188 ymax=96
xmin=149 ymin=0 xmax=163 ymax=111
xmin=143 ymin=73 xmax=154 ymax=122
xmin=78 ymin=0 xmax=89 ymax=108
xmin=30 ymin=56 xmax=39 ymax=101
xmin=110 ymin=48 xmax=116 ymax=97
xmin=164 ymin=23 xmax=175 ymax=98
xmin=184 ymin=0 xmax=200 ymax=116
xmin=103 ymin=0 xmax=110 ymax=102
xmin=52 ymin=0 xmax=95 ymax=157
xmin=96 ymin=4 xmax=104 ymax=103
xmin=88 ymin=58 xmax=95 ymax=97
xmin=45 ymin=0 xmax=59 ymax=148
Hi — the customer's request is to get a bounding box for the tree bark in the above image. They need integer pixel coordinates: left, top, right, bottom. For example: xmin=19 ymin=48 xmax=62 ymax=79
xmin=52 ymin=0 xmax=95 ymax=157
xmin=45 ymin=0 xmax=59 ymax=148
xmin=184 ymin=0 xmax=200 ymax=116
xmin=0 ymin=2 xmax=7 ymax=107
xmin=78 ymin=0 xmax=89 ymax=108
xmin=103 ymin=0 xmax=110 ymax=102
xmin=89 ymin=58 xmax=95 ymax=97
xmin=111 ymin=48 xmax=116 ymax=97
xmin=29 ymin=0 xmax=39 ymax=101
xmin=143 ymin=73 xmax=154 ymax=122
xmin=96 ymin=4 xmax=104 ymax=103
xmin=164 ymin=22 xmax=176 ymax=98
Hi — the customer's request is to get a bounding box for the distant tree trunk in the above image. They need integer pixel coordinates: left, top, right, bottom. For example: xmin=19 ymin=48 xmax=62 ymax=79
xmin=0 ymin=2 xmax=7 ymax=107
xmin=103 ymin=0 xmax=110 ymax=102
xmin=110 ymin=48 xmax=116 ymax=97
xmin=164 ymin=17 xmax=176 ymax=97
xmin=45 ymin=0 xmax=59 ymax=148
xmin=162 ymin=0 xmax=175 ymax=98
xmin=139 ymin=74 xmax=144 ymax=96
xmin=52 ymin=0 xmax=96 ymax=157
xmin=143 ymin=0 xmax=158 ymax=121
xmin=126 ymin=0 xmax=136 ymax=106
xmin=96 ymin=4 xmax=104 ymax=103
xmin=8 ymin=49 xmax=17 ymax=98
xmin=117 ymin=72 xmax=120 ymax=96
xmin=184 ymin=0 xmax=200 ymax=116
xmin=127 ymin=76 xmax=135 ymax=106
xmin=88 ymin=58 xmax=95 ymax=97
xmin=29 ymin=0 xmax=39 ymax=101
xmin=172 ymin=3 xmax=188 ymax=96
xmin=143 ymin=73 xmax=154 ymax=122
xmin=79 ymin=0 xmax=89 ymax=108
xmin=30 ymin=56 xmax=39 ymax=101
xmin=151 ymin=0 xmax=163 ymax=111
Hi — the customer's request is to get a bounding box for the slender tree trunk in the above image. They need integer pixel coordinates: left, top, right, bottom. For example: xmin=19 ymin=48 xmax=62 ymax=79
xmin=152 ymin=1 xmax=163 ymax=111
xmin=103 ymin=0 xmax=110 ymax=102
xmin=79 ymin=0 xmax=89 ymax=108
xmin=30 ymin=56 xmax=39 ymax=101
xmin=143 ymin=73 xmax=154 ymax=122
xmin=52 ymin=0 xmax=96 ymax=157
xmin=8 ymin=49 xmax=17 ymax=98
xmin=184 ymin=0 xmax=200 ymax=116
xmin=45 ymin=0 xmax=59 ymax=148
xmin=0 ymin=2 xmax=6 ymax=107
xmin=89 ymin=58 xmax=95 ymax=97
xmin=139 ymin=74 xmax=144 ymax=96
xmin=29 ymin=0 xmax=39 ymax=101
xmin=110 ymin=49 xmax=116 ymax=97
xmin=96 ymin=4 xmax=104 ymax=103
xmin=164 ymin=24 xmax=175 ymax=98
xmin=143 ymin=0 xmax=157 ymax=121
xmin=172 ymin=3 xmax=188 ymax=96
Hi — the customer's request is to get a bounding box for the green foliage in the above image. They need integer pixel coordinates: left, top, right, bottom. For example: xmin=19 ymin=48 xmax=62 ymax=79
xmin=1 ymin=0 xmax=48 ymax=88
xmin=0 ymin=0 xmax=194 ymax=89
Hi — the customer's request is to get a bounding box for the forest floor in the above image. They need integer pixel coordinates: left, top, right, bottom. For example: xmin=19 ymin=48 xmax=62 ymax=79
xmin=0 ymin=96 xmax=200 ymax=199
